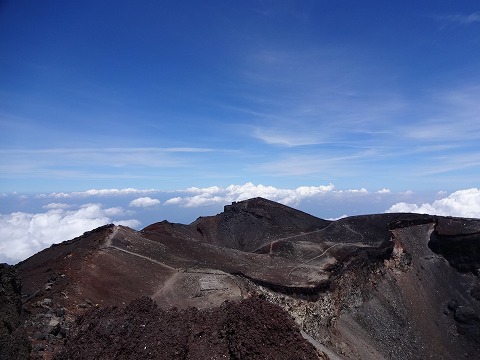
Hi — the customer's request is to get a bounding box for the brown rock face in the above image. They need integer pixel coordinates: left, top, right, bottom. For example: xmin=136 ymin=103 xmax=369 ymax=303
xmin=7 ymin=197 xmax=480 ymax=359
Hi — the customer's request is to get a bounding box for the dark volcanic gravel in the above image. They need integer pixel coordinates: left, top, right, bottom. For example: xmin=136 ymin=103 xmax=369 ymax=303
xmin=0 ymin=264 xmax=31 ymax=360
xmin=54 ymin=296 xmax=321 ymax=360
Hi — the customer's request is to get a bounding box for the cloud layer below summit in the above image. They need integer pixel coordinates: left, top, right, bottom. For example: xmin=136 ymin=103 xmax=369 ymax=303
xmin=1 ymin=184 xmax=479 ymax=264
xmin=386 ymin=188 xmax=480 ymax=218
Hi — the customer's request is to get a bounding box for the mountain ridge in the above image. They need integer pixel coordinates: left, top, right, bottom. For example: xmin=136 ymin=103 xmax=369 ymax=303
xmin=2 ymin=197 xmax=480 ymax=359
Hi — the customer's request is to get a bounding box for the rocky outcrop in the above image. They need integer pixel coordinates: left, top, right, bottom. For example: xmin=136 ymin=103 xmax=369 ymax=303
xmin=429 ymin=218 xmax=480 ymax=274
xmin=0 ymin=264 xmax=31 ymax=360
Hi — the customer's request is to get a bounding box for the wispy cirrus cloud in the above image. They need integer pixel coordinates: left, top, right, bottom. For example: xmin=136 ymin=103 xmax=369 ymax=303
xmin=236 ymin=47 xmax=406 ymax=147
xmin=252 ymin=126 xmax=322 ymax=147
xmin=0 ymin=147 xmax=217 ymax=180
xmin=432 ymin=12 xmax=480 ymax=26
xmin=0 ymin=147 xmax=214 ymax=155
xmin=251 ymin=150 xmax=378 ymax=177
xmin=0 ymin=147 xmax=213 ymax=166
xmin=230 ymin=43 xmax=480 ymax=189
xmin=411 ymin=151 xmax=480 ymax=177
xmin=403 ymin=85 xmax=480 ymax=142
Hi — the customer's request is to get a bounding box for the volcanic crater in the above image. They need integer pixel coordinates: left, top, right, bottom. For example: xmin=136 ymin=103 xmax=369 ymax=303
xmin=1 ymin=197 xmax=480 ymax=359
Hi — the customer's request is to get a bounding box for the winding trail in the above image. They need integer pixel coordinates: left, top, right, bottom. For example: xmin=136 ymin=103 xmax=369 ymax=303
xmin=286 ymin=243 xmax=340 ymax=278
xmin=151 ymin=270 xmax=184 ymax=299
xmin=103 ymin=226 xmax=177 ymax=271
xmin=282 ymin=223 xmax=370 ymax=279
xmin=254 ymin=221 xmax=367 ymax=256
xmin=252 ymin=222 xmax=337 ymax=253
xmin=343 ymin=224 xmax=365 ymax=242
xmin=102 ymin=223 xmax=369 ymax=282
xmin=300 ymin=331 xmax=346 ymax=360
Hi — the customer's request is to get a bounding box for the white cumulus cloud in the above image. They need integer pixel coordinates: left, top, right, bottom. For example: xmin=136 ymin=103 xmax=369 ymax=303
xmin=38 ymin=188 xmax=159 ymax=198
xmin=43 ymin=203 xmax=71 ymax=210
xmin=0 ymin=204 xmax=140 ymax=264
xmin=377 ymin=188 xmax=391 ymax=194
xmin=129 ymin=197 xmax=161 ymax=207
xmin=163 ymin=197 xmax=183 ymax=205
xmin=76 ymin=188 xmax=158 ymax=197
xmin=337 ymin=188 xmax=368 ymax=194
xmin=104 ymin=207 xmax=131 ymax=216
xmin=164 ymin=182 xmax=338 ymax=208
xmin=386 ymin=188 xmax=480 ymax=218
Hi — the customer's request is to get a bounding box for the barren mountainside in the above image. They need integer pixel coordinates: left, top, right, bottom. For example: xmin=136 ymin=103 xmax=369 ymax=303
xmin=1 ymin=197 xmax=480 ymax=359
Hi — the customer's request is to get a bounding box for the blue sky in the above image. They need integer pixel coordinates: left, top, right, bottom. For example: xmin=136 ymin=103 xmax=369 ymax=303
xmin=2 ymin=0 xmax=480 ymax=192
xmin=1 ymin=1 xmax=480 ymax=263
